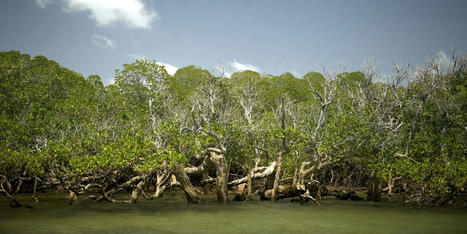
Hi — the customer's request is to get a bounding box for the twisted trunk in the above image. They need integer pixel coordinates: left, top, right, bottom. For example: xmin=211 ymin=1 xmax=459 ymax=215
xmin=297 ymin=160 xmax=334 ymax=190
xmin=173 ymin=166 xmax=200 ymax=204
xmin=210 ymin=152 xmax=229 ymax=203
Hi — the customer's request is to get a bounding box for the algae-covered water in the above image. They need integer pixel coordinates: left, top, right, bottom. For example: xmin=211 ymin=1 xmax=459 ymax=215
xmin=1 ymin=191 xmax=466 ymax=234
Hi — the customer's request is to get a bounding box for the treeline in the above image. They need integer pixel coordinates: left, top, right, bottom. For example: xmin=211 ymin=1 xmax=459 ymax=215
xmin=0 ymin=50 xmax=466 ymax=207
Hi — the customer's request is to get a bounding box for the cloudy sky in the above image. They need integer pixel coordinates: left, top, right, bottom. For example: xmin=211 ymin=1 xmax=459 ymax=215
xmin=1 ymin=0 xmax=466 ymax=84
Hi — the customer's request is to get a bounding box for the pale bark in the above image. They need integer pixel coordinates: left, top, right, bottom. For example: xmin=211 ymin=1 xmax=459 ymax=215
xmin=210 ymin=152 xmax=229 ymax=203
xmin=271 ymin=152 xmax=284 ymax=201
xmin=154 ymin=171 xmax=171 ymax=198
xmin=297 ymin=160 xmax=334 ymax=190
xmin=228 ymin=162 xmax=277 ymax=186
xmin=272 ymin=97 xmax=289 ymax=201
xmin=173 ymin=166 xmax=200 ymax=204
xmin=129 ymin=189 xmax=139 ymax=204
xmin=184 ymin=155 xmax=214 ymax=176
xmin=382 ymin=177 xmax=400 ymax=198
xmin=32 ymin=176 xmax=39 ymax=202
xmin=247 ymin=165 xmax=252 ymax=201
xmin=68 ymin=190 xmax=78 ymax=205
xmin=292 ymin=154 xmax=300 ymax=188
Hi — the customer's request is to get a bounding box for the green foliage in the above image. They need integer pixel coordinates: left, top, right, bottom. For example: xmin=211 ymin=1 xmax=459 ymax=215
xmin=1 ymin=50 xmax=466 ymax=205
xmin=167 ymin=65 xmax=214 ymax=103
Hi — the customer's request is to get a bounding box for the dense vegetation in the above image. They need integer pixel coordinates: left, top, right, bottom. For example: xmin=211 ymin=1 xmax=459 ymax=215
xmin=1 ymin=50 xmax=466 ymax=208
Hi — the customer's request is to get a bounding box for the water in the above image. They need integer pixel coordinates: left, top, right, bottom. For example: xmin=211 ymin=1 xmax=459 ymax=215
xmin=1 ymin=191 xmax=466 ymax=233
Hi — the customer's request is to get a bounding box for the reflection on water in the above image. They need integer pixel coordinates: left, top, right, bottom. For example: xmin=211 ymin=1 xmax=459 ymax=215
xmin=0 ymin=191 xmax=466 ymax=233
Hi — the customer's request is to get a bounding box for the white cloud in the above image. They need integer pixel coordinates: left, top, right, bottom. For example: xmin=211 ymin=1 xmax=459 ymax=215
xmin=291 ymin=70 xmax=301 ymax=78
xmin=91 ymin=34 xmax=115 ymax=49
xmin=156 ymin=62 xmax=178 ymax=75
xmin=127 ymin=55 xmax=178 ymax=75
xmin=37 ymin=0 xmax=158 ymax=29
xmin=231 ymin=60 xmax=261 ymax=73
xmin=66 ymin=0 xmax=158 ymax=28
xmin=215 ymin=60 xmax=262 ymax=78
xmin=35 ymin=0 xmax=52 ymax=8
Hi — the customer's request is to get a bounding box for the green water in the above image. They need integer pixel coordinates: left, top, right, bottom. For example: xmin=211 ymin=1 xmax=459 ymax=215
xmin=1 ymin=192 xmax=466 ymax=234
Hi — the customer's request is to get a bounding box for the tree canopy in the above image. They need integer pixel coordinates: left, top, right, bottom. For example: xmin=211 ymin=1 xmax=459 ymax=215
xmin=1 ymin=50 xmax=466 ymax=207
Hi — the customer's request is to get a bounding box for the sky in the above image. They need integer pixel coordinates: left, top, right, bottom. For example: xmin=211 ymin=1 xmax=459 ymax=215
xmin=0 ymin=0 xmax=466 ymax=84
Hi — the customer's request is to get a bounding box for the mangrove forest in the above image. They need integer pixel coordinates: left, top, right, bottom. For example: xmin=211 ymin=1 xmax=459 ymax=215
xmin=1 ymin=49 xmax=466 ymax=207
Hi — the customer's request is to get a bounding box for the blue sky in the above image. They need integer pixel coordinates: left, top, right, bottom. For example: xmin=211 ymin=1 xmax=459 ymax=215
xmin=0 ymin=0 xmax=466 ymax=84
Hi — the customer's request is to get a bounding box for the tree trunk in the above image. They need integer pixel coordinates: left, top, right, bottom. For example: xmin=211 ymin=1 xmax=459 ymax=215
xmin=173 ymin=166 xmax=200 ymax=204
xmin=129 ymin=189 xmax=138 ymax=204
xmin=402 ymin=182 xmax=407 ymax=203
xmin=367 ymin=175 xmax=382 ymax=202
xmin=154 ymin=171 xmax=171 ymax=198
xmin=215 ymin=159 xmax=229 ymax=203
xmin=297 ymin=162 xmax=312 ymax=190
xmin=385 ymin=178 xmax=394 ymax=198
xmin=233 ymin=183 xmax=247 ymax=201
xmin=32 ymin=176 xmax=39 ymax=202
xmin=247 ymin=165 xmax=252 ymax=201
xmin=330 ymin=169 xmax=335 ymax=185
xmin=154 ymin=183 xmax=167 ymax=198
xmin=68 ymin=190 xmax=78 ymax=205
xmin=209 ymin=151 xmax=229 ymax=203
xmin=271 ymin=151 xmax=284 ymax=201
xmin=292 ymin=154 xmax=300 ymax=188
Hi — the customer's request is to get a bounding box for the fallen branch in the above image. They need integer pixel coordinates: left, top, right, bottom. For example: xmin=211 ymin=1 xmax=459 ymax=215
xmin=228 ymin=162 xmax=277 ymax=187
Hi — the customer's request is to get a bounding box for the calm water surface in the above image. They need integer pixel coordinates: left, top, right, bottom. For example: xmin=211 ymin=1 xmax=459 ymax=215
xmin=1 ymin=191 xmax=466 ymax=233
